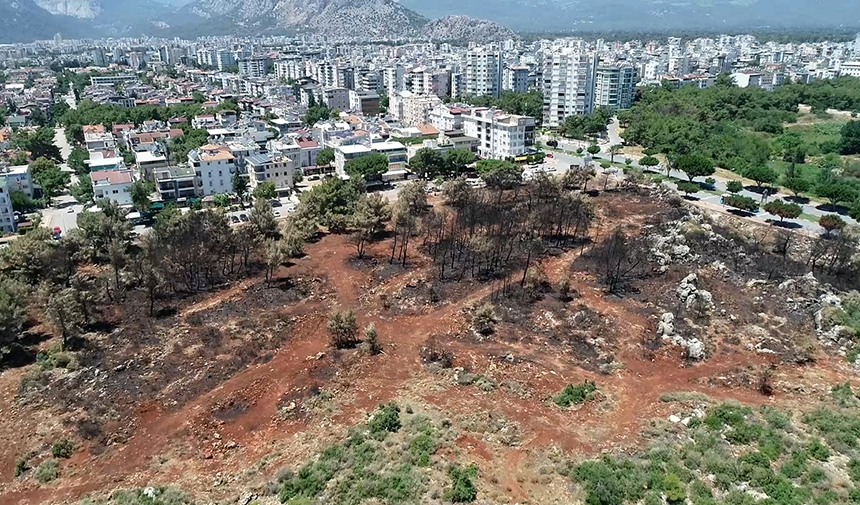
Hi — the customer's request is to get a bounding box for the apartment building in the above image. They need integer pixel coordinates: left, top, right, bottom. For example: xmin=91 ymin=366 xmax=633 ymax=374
xmin=135 ymin=150 xmax=169 ymax=181
xmin=392 ymin=91 xmax=442 ymax=127
xmin=503 ymin=66 xmax=530 ymax=93
xmin=155 ymin=165 xmax=198 ymax=201
xmin=91 ymin=169 xmax=135 ymax=207
xmin=0 ymin=179 xmax=16 ymax=234
xmin=428 ymin=104 xmax=468 ymax=132
xmin=840 ymin=61 xmax=860 ymax=77
xmin=463 ymin=108 xmax=535 ymax=160
xmin=189 ymin=144 xmax=235 ymax=196
xmin=349 ymin=89 xmax=380 ymax=116
xmin=593 ymin=65 xmax=637 ymax=112
xmin=90 ymin=74 xmax=137 ymax=87
xmin=238 ymin=57 xmax=270 ymax=78
xmin=323 ymin=87 xmax=351 ymax=111
xmin=246 ymin=152 xmax=298 ymax=194
xmin=334 ymin=144 xmax=372 ymax=177
xmin=542 ymin=51 xmax=598 ymax=127
xmin=0 ymin=165 xmax=34 ymax=198
xmin=465 ymin=48 xmax=502 ymax=98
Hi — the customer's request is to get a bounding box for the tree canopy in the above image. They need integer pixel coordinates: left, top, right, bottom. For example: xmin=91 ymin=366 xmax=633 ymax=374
xmin=345 ymin=153 xmax=389 ymax=180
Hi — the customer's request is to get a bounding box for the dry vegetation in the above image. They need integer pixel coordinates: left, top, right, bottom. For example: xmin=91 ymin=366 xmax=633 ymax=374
xmin=3 ymin=174 xmax=860 ymax=505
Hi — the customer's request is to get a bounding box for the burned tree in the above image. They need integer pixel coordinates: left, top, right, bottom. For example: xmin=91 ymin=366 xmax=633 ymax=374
xmin=591 ymin=227 xmax=650 ymax=294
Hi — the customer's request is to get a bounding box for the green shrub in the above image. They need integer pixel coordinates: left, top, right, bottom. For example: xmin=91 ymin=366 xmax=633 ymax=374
xmin=760 ymin=406 xmax=791 ymax=430
xmin=34 ymin=459 xmax=58 ymax=483
xmin=832 ymin=382 xmax=858 ymax=407
xmin=803 ymin=408 xmax=860 ymax=453
xmin=780 ymin=450 xmax=809 ymax=479
xmin=848 ymin=458 xmax=860 ymax=483
xmin=663 ymin=473 xmax=686 ymax=504
xmin=51 ymin=439 xmax=74 ymax=459
xmin=445 ymin=464 xmax=478 ymax=503
xmin=807 ymin=466 xmax=827 ymax=485
xmin=14 ymin=458 xmax=26 ymax=477
xmin=554 ymin=381 xmax=597 ymax=408
xmin=409 ymin=431 xmax=436 ymax=466
xmin=704 ymin=403 xmax=752 ymax=430
xmin=758 ymin=429 xmax=786 ymax=460
xmin=367 ymin=403 xmax=401 ymax=437
xmin=807 ymin=440 xmax=831 ymax=461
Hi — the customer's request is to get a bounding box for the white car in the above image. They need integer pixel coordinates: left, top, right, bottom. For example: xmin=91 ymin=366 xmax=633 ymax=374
xmin=465 ymin=177 xmax=486 ymax=188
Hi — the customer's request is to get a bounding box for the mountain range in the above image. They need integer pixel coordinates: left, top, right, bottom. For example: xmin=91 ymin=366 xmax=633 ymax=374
xmin=0 ymin=0 xmax=857 ymax=44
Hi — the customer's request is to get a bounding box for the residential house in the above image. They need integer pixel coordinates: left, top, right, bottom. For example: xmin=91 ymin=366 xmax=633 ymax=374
xmin=91 ymin=169 xmax=135 ymax=207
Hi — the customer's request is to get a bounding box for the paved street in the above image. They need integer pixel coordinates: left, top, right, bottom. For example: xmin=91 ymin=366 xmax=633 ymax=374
xmin=538 ymin=119 xmax=858 ymax=235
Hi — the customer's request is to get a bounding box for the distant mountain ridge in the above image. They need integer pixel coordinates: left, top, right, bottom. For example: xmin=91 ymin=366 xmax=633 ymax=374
xmin=399 ymin=0 xmax=860 ymax=33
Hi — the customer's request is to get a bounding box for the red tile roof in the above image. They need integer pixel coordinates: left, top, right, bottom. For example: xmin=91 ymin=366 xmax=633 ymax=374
xmin=91 ymin=169 xmax=133 ymax=185
xmin=296 ymin=138 xmax=319 ymax=148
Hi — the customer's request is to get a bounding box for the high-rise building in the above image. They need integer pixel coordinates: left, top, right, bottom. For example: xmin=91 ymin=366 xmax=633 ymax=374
xmin=238 ymin=57 xmax=270 ymax=78
xmin=465 ymin=48 xmax=502 ymax=98
xmin=542 ymin=50 xmax=598 ymax=127
xmin=593 ymin=65 xmax=637 ymax=112
xmin=503 ymin=66 xmax=530 ymax=93
xmin=384 ymin=66 xmax=405 ymax=96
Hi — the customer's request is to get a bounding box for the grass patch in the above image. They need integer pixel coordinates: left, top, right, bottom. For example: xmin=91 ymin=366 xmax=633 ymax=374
xmin=659 ymin=391 xmax=714 ymax=404
xmin=77 ymin=487 xmax=195 ymax=505
xmin=553 ymin=381 xmax=598 ymax=408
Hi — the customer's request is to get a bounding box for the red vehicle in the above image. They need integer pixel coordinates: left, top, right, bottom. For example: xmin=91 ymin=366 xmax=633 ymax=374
xmin=51 ymin=226 xmax=62 ymax=240
xmin=546 ymin=153 xmax=554 ymax=158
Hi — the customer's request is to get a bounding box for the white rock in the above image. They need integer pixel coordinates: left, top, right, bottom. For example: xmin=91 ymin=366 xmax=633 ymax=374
xmin=143 ymin=487 xmax=157 ymax=499
xmin=669 ymin=415 xmax=681 ymax=423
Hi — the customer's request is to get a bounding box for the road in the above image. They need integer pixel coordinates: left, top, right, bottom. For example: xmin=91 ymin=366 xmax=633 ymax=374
xmin=539 ymin=119 xmax=855 ymax=235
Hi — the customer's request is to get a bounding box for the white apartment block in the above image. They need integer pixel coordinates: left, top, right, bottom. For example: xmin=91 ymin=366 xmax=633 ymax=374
xmin=465 ymin=48 xmax=502 ymax=98
xmin=594 ymin=66 xmax=637 ymax=112
xmin=238 ymin=57 xmax=269 ymax=78
xmin=91 ymin=169 xmax=135 ymax=207
xmin=0 ymin=179 xmax=17 ymax=234
xmin=542 ymin=51 xmax=598 ymax=128
xmin=503 ymin=66 xmax=530 ymax=93
xmin=731 ymin=72 xmax=764 ymax=88
xmin=840 ymin=61 xmax=860 ymax=78
xmin=384 ymin=66 xmax=405 ymax=96
xmin=189 ymin=144 xmax=235 ymax=196
xmin=246 ymin=152 xmax=298 ymax=194
xmin=0 ymin=165 xmax=34 ymax=198
xmin=463 ymin=108 xmax=536 ymax=160
xmin=428 ymin=103 xmax=468 ymax=132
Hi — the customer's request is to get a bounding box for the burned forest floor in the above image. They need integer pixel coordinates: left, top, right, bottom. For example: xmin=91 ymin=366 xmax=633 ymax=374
xmin=3 ymin=189 xmax=860 ymax=505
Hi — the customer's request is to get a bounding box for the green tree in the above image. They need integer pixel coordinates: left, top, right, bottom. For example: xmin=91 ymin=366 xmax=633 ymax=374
xmin=316 ymin=147 xmax=335 ymax=167
xmin=409 ymin=148 xmax=446 ymax=179
xmin=67 ymin=147 xmax=89 ymax=175
xmin=10 ymin=191 xmax=36 ymax=212
xmin=15 ymin=128 xmax=62 ymax=162
xmin=763 ymin=200 xmax=802 ymax=222
xmin=724 ymin=194 xmax=760 ymax=213
xmin=69 ymin=174 xmax=94 ymax=204
xmin=639 ymin=156 xmax=660 ymax=171
xmin=476 ymin=159 xmax=522 ymax=189
xmin=252 ymin=181 xmax=277 ymax=200
xmin=327 ymin=309 xmax=358 ymax=349
xmin=840 ymin=120 xmax=860 ymax=155
xmin=232 ymin=171 xmax=248 ymax=198
xmin=345 ymin=153 xmax=389 ymax=180
xmin=444 ymin=148 xmax=476 ymax=176
xmin=249 ymin=197 xmax=279 ymax=239
xmin=676 ymin=154 xmax=715 ymax=181
xmin=587 ymin=144 xmax=601 ymax=156
xmin=726 ymin=180 xmax=744 ymax=193
xmin=608 ymin=144 xmax=623 ymax=163
xmin=30 ymin=158 xmax=69 ymax=205
xmin=676 ymin=181 xmax=701 ymax=197
xmin=353 ymin=192 xmax=391 ymax=236
xmin=744 ymin=164 xmax=778 ymax=188
xmin=129 ymin=180 xmax=155 ymax=213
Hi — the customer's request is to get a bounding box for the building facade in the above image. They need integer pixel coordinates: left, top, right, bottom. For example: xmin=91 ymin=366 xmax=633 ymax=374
xmin=463 ymin=108 xmax=535 ymax=160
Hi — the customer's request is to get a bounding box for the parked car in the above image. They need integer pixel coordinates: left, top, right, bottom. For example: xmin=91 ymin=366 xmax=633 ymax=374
xmin=231 ymin=215 xmax=240 ymax=224
xmin=270 ymin=199 xmax=282 ymax=207
xmin=546 ymin=153 xmax=554 ymax=158
xmin=239 ymin=214 xmax=248 ymax=222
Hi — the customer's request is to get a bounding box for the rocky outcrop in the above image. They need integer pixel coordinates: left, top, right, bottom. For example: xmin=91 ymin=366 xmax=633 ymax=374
xmin=421 ymin=15 xmax=517 ymax=42
xmin=34 ymin=0 xmax=100 ymax=18
xmin=657 ymin=312 xmax=706 ymax=360
xmin=677 ymin=273 xmax=715 ymax=317
xmin=176 ymin=0 xmax=429 ymax=38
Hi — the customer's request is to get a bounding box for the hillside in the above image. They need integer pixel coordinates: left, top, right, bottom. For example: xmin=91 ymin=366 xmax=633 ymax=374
xmin=0 ymin=0 xmax=91 ymax=42
xmin=399 ymin=0 xmax=860 ymax=33
xmin=3 ymin=173 xmax=860 ymax=504
xmin=422 ymin=15 xmax=518 ymax=42
xmin=169 ymin=0 xmax=429 ymax=38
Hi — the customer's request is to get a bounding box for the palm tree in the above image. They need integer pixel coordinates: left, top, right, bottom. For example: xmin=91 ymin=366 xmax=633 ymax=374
xmin=609 ymin=144 xmax=623 ymax=164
